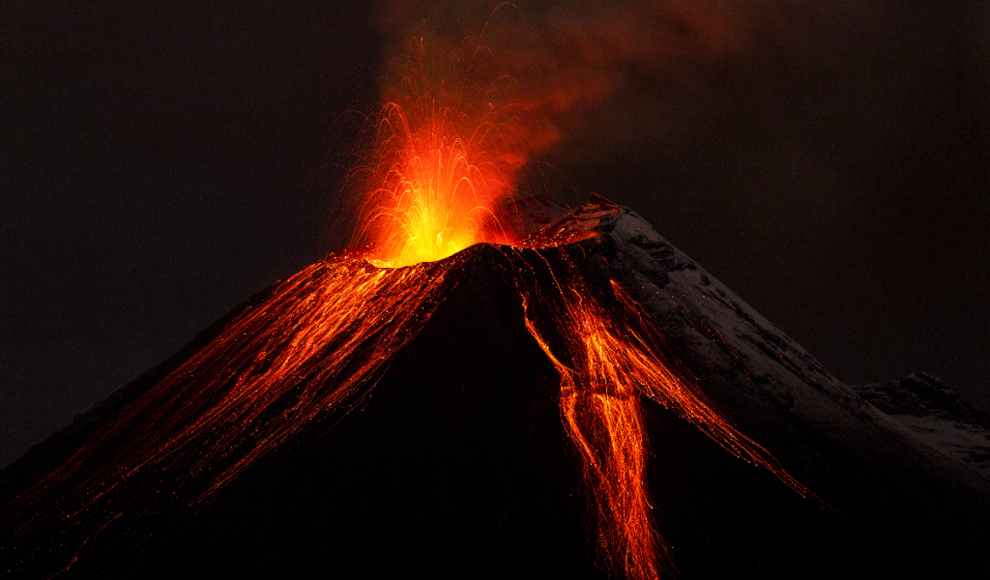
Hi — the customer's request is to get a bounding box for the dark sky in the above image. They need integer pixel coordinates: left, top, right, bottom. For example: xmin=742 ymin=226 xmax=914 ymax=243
xmin=2 ymin=0 xmax=987 ymax=468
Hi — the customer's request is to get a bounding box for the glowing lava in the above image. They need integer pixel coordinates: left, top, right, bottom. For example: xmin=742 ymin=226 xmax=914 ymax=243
xmin=351 ymin=39 xmax=534 ymax=267
xmin=3 ymin=248 xmax=467 ymax=576
xmin=504 ymin=244 xmax=819 ymax=580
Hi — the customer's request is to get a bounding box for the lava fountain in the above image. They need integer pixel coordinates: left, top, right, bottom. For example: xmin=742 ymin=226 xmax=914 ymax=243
xmin=349 ymin=37 xmax=538 ymax=267
xmin=1 ymin=37 xmax=821 ymax=580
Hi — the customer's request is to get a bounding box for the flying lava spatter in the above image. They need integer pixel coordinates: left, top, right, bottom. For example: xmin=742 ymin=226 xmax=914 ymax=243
xmin=2 ymin=38 xmax=820 ymax=580
xmin=349 ymin=37 xmax=536 ymax=267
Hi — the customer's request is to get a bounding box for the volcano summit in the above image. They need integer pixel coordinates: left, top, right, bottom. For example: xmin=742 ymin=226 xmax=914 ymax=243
xmin=2 ymin=195 xmax=990 ymax=579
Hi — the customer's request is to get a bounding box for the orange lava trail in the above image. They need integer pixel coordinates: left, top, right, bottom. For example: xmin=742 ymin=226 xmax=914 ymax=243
xmin=505 ymin=246 xmax=819 ymax=580
xmin=4 ymin=248 xmax=467 ymax=577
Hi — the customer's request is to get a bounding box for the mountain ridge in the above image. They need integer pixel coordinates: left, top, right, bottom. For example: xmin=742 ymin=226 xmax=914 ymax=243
xmin=3 ymin=195 xmax=989 ymax=578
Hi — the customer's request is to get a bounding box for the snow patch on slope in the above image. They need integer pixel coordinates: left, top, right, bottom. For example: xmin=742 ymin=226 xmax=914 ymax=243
xmin=853 ymin=373 xmax=990 ymax=478
xmin=601 ymin=205 xmax=861 ymax=410
xmin=560 ymin=196 xmax=990 ymax=485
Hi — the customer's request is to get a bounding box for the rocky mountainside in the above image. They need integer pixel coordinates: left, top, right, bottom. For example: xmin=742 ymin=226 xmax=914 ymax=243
xmin=2 ymin=195 xmax=989 ymax=579
xmin=852 ymin=372 xmax=990 ymax=478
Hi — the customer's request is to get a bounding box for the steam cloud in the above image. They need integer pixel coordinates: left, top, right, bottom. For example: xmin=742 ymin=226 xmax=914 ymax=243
xmin=370 ymin=0 xmax=855 ymax=161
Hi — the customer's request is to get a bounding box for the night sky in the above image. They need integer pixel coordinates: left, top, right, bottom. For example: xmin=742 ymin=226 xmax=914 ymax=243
xmin=2 ymin=0 xmax=987 ymax=468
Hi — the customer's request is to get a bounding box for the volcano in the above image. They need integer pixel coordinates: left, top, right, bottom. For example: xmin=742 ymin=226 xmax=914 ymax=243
xmin=2 ymin=195 xmax=989 ymax=579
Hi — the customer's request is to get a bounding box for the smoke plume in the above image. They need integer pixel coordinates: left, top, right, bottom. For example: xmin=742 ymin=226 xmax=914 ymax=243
xmin=369 ymin=0 xmax=855 ymax=162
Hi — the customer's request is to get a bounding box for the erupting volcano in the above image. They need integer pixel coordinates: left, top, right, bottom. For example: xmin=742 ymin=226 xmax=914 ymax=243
xmin=3 ymin=36 xmax=990 ymax=580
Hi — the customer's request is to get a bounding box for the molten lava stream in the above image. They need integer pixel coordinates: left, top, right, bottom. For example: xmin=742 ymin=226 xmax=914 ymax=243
xmin=4 ymin=249 xmax=466 ymax=577
xmin=505 ymin=246 xmax=819 ymax=580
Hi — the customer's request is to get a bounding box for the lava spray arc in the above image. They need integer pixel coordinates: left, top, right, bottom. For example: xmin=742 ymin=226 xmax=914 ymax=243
xmin=1 ymin=37 xmax=822 ymax=580
xmin=348 ymin=37 xmax=545 ymax=267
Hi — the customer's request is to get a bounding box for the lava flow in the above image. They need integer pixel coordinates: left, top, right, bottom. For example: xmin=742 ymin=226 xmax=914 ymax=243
xmin=502 ymin=243 xmax=819 ymax=580
xmin=2 ymin=248 xmax=467 ymax=577
xmin=2 ymin=39 xmax=820 ymax=580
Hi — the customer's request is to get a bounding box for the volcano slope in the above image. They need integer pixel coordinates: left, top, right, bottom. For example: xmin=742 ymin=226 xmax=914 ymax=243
xmin=2 ymin=195 xmax=989 ymax=579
